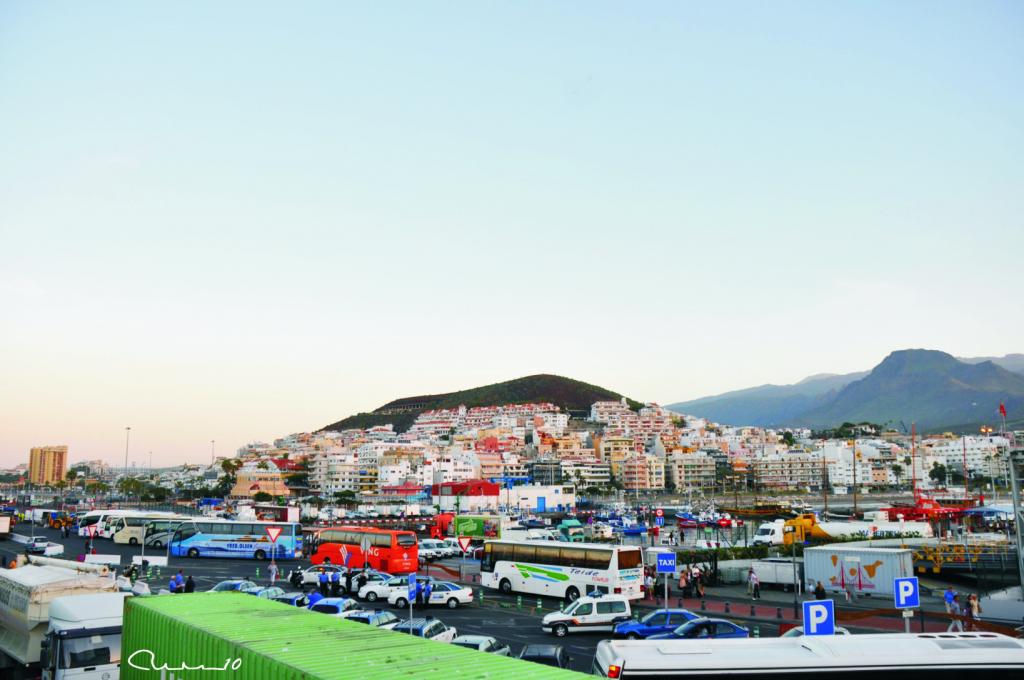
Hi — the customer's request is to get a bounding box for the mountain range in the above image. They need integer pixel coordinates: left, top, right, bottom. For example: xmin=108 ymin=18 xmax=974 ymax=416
xmin=319 ymin=374 xmax=643 ymax=433
xmin=667 ymin=350 xmax=1024 ymax=432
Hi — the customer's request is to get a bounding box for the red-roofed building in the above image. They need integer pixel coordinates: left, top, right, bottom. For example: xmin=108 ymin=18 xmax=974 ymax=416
xmin=430 ymin=479 xmax=500 ymax=512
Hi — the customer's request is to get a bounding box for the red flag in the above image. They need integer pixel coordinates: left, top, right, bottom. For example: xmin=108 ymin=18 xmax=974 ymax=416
xmin=999 ymin=402 xmax=1007 ymax=418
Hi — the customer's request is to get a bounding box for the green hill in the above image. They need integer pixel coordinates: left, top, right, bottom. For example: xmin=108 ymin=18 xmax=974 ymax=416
xmin=319 ymin=374 xmax=644 ymax=433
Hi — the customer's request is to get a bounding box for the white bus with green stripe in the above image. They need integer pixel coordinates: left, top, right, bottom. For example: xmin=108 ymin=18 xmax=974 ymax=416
xmin=480 ymin=539 xmax=643 ymax=601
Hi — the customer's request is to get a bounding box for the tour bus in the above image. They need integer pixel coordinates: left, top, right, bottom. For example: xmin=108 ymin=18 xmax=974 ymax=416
xmin=592 ymin=632 xmax=1024 ymax=678
xmin=168 ymin=519 xmax=303 ymax=559
xmin=96 ymin=510 xmax=181 ymax=539
xmin=77 ymin=509 xmax=155 ymax=538
xmin=111 ymin=514 xmax=191 ymax=545
xmin=310 ymin=526 xmax=418 ymax=574
xmin=144 ymin=518 xmax=188 ymax=549
xmin=480 ymin=539 xmax=643 ymax=601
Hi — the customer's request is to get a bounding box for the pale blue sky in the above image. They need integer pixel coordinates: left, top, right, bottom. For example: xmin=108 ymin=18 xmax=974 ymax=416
xmin=2 ymin=2 xmax=1021 ymax=466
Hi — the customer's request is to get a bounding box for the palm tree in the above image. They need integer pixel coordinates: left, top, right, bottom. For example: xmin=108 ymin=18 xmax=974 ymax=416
xmin=891 ymin=463 xmax=903 ymax=489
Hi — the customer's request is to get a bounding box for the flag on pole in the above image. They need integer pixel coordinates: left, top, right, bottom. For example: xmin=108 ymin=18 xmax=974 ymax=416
xmin=999 ymin=402 xmax=1007 ymax=418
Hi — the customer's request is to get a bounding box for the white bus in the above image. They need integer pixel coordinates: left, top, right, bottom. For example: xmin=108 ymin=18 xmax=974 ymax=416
xmin=592 ymin=632 xmax=1024 ymax=679
xmin=111 ymin=514 xmax=190 ymax=545
xmin=144 ymin=518 xmax=188 ymax=549
xmin=480 ymin=539 xmax=643 ymax=602
xmin=100 ymin=510 xmax=180 ymax=539
xmin=76 ymin=510 xmax=140 ymax=538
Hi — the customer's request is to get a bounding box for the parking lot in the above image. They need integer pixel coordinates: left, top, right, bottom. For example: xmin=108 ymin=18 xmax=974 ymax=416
xmin=5 ymin=524 xmax=783 ymax=673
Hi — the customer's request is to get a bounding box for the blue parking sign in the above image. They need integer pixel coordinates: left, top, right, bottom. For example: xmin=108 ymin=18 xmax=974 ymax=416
xmin=802 ymin=599 xmax=835 ymax=636
xmin=407 ymin=573 xmax=417 ymax=600
xmin=655 ymin=553 xmax=676 ymax=574
xmin=655 ymin=516 xmax=664 ymax=527
xmin=894 ymin=577 xmax=920 ymax=609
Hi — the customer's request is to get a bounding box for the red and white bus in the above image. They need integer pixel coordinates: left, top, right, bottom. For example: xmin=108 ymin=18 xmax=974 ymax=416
xmin=310 ymin=526 xmax=419 ymax=574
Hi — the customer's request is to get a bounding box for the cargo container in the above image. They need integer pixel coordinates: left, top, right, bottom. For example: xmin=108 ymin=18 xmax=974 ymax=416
xmin=750 ymin=557 xmax=804 ymax=589
xmin=803 ymin=546 xmax=913 ymax=597
xmin=122 ymin=593 xmax=585 ymax=679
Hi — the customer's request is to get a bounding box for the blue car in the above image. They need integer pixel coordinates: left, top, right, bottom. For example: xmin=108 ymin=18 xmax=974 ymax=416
xmin=647 ymin=617 xmax=749 ymax=640
xmin=613 ymin=609 xmax=700 ymax=639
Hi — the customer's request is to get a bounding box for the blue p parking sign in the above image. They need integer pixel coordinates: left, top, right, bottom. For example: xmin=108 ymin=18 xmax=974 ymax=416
xmin=802 ymin=599 xmax=835 ymax=636
xmin=655 ymin=553 xmax=676 ymax=574
xmin=894 ymin=577 xmax=920 ymax=609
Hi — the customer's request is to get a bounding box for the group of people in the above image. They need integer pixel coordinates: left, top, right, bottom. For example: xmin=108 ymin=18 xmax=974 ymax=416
xmin=944 ymin=586 xmax=983 ymax=631
xmin=167 ymin=569 xmax=196 ymax=594
xmin=641 ymin=564 xmax=708 ymax=600
xmin=315 ymin=568 xmax=369 ymax=597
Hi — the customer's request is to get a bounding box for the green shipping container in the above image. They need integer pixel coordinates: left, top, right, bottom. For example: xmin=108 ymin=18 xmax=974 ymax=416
xmin=453 ymin=516 xmax=502 ymax=539
xmin=122 ymin=593 xmax=587 ymax=679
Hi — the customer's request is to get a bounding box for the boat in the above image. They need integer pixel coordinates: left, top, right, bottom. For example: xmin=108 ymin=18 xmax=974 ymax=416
xmin=716 ymin=499 xmax=795 ymax=517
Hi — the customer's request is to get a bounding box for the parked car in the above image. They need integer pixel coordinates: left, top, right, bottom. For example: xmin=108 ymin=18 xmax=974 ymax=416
xmin=452 ymin=635 xmax=511 ymax=656
xmin=270 ymin=591 xmax=309 ymax=607
xmin=359 ymin=574 xmax=434 ymax=603
xmin=388 ymin=581 xmax=473 ymax=609
xmin=308 ymin=597 xmax=365 ymax=619
xmin=289 ymin=564 xmax=345 ymax=587
xmin=518 ymin=644 xmax=571 ymax=668
xmin=647 ymin=617 xmax=749 ymax=640
xmin=417 ymin=539 xmax=448 ymax=561
xmin=24 ymin=536 xmax=51 ymax=555
xmin=248 ymin=586 xmax=286 ymax=599
xmin=441 ymin=537 xmax=474 ymax=555
xmin=781 ymin=625 xmax=851 ymax=637
xmin=613 ymin=608 xmax=700 ymax=639
xmin=351 ymin=570 xmax=394 ymax=600
xmin=541 ymin=594 xmax=631 ymax=637
xmin=346 ymin=609 xmax=402 ymax=630
xmin=208 ymin=579 xmax=260 ymax=593
xmin=391 ymin=617 xmax=457 ymax=642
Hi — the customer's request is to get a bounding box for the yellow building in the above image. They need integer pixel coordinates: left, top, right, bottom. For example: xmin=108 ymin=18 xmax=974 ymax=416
xmin=230 ymin=466 xmax=291 ymax=499
xmin=29 ymin=445 xmax=68 ymax=486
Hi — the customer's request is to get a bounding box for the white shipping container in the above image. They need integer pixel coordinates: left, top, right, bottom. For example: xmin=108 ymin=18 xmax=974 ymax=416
xmin=803 ymin=546 xmax=913 ymax=597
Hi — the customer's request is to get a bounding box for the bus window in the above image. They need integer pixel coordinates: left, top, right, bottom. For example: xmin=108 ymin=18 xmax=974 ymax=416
xmin=535 ymin=545 xmax=560 ymax=564
xmin=560 ymin=547 xmax=586 ymax=567
xmin=586 ymin=550 xmax=612 ymax=570
xmin=396 ymin=533 xmax=417 ymax=547
xmin=618 ymin=549 xmax=642 ymax=569
xmin=513 ymin=545 xmax=537 ymax=562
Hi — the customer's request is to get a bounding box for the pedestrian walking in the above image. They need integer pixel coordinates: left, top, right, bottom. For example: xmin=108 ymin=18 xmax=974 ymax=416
xmin=678 ymin=571 xmax=689 ymax=598
xmin=814 ymin=581 xmax=827 ymax=600
xmin=966 ymin=594 xmax=982 ymax=631
xmin=268 ymin=562 xmax=278 ymax=585
xmin=946 ymin=594 xmax=964 ymax=631
xmin=746 ymin=568 xmax=754 ymax=596
xmin=345 ymin=569 xmax=354 ymax=595
xmin=645 ymin=573 xmax=654 ymax=600
xmin=750 ymin=570 xmax=761 ymax=600
xmin=357 ymin=570 xmax=368 ymax=592
xmin=318 ymin=570 xmax=329 ymax=596
xmin=184 ymin=575 xmax=196 ymax=593
xmin=330 ymin=570 xmax=341 ymax=597
xmin=423 ymin=580 xmax=433 ymax=607
xmin=174 ymin=570 xmax=185 ymax=593
xmin=943 ymin=586 xmax=956 ymax=615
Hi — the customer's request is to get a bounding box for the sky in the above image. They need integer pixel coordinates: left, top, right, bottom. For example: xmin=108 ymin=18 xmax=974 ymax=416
xmin=1 ymin=2 xmax=1022 ymax=468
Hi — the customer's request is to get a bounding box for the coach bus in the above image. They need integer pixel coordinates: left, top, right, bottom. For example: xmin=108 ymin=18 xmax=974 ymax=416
xmin=169 ymin=519 xmax=302 ymax=560
xmin=310 ymin=526 xmax=418 ymax=574
xmin=110 ymin=513 xmax=191 ymax=545
xmin=592 ymin=632 xmax=1024 ymax=678
xmin=480 ymin=539 xmax=643 ymax=602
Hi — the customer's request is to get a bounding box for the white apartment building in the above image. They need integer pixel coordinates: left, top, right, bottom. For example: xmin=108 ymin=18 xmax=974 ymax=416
xmin=559 ymin=459 xmax=612 ymax=486
xmin=922 ymin=436 xmax=1011 ymax=477
xmin=665 ymin=452 xmax=716 ymax=489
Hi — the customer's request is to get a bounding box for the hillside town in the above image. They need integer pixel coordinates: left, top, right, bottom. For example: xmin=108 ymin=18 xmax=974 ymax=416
xmin=11 ymin=401 xmax=1017 ymax=510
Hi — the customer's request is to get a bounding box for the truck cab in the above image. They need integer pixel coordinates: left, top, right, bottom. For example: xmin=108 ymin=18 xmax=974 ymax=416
xmin=41 ymin=592 xmax=129 ymax=680
xmin=557 ymin=519 xmax=585 ymax=542
xmin=751 ymin=520 xmax=785 ymax=546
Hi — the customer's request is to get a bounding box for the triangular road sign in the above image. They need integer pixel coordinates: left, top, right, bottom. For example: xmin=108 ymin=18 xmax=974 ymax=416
xmin=265 ymin=526 xmax=283 ymax=543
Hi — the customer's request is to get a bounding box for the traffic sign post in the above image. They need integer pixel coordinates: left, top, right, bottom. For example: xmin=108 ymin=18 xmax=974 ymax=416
xmin=802 ymin=599 xmax=835 ymax=636
xmin=655 ymin=516 xmax=664 ymax=527
xmin=407 ymin=573 xmax=417 ymax=622
xmin=265 ymin=526 xmax=283 ymax=578
xmin=656 ymin=552 xmax=676 ymax=611
xmin=894 ymin=577 xmax=920 ymax=633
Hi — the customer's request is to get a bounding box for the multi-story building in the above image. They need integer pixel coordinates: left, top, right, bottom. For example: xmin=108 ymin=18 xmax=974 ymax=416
xmin=665 ymin=452 xmax=716 ymax=489
xmin=29 ymin=445 xmax=68 ymax=486
xmin=752 ymin=454 xmax=823 ymax=490
xmin=559 ymin=458 xmax=612 ymax=487
xmin=230 ymin=464 xmax=291 ymax=498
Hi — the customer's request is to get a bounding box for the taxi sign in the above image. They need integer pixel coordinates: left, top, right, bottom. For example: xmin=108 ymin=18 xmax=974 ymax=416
xmin=655 ymin=552 xmax=676 ymax=574
xmin=458 ymin=536 xmax=472 ymax=553
xmin=265 ymin=526 xmax=283 ymax=543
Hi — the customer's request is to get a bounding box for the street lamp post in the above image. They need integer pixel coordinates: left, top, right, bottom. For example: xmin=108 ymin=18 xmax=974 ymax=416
xmin=211 ymin=440 xmax=216 ymax=466
xmin=783 ymin=525 xmax=799 ymax=617
xmin=124 ymin=426 xmax=131 ymax=476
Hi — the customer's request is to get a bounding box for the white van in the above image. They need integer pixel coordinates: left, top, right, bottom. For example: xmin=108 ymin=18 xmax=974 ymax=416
xmin=541 ymin=593 xmax=631 ymax=637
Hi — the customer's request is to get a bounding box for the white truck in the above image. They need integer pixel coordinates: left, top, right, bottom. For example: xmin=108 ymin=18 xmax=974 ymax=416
xmin=0 ymin=556 xmax=122 ymax=680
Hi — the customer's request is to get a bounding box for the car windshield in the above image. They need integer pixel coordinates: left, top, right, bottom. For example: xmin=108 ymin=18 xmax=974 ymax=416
xmin=452 ymin=641 xmax=480 ymax=650
xmin=212 ymin=581 xmax=242 ymax=592
xmin=641 ymin=611 xmax=664 ymax=624
xmin=559 ymin=601 xmax=577 ymax=614
xmin=673 ymin=621 xmax=701 ymax=636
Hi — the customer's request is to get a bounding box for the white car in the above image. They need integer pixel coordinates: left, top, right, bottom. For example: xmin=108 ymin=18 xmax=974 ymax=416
xmin=359 ymin=574 xmax=435 ymax=603
xmin=541 ymin=594 xmax=631 ymax=637
xmin=290 ymin=564 xmax=345 ymax=587
xmin=417 ymin=540 xmax=448 ymax=561
xmin=392 ymin=617 xmax=457 ymax=642
xmin=308 ymin=597 xmax=365 ymax=619
xmin=387 ymin=581 xmax=473 ymax=609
